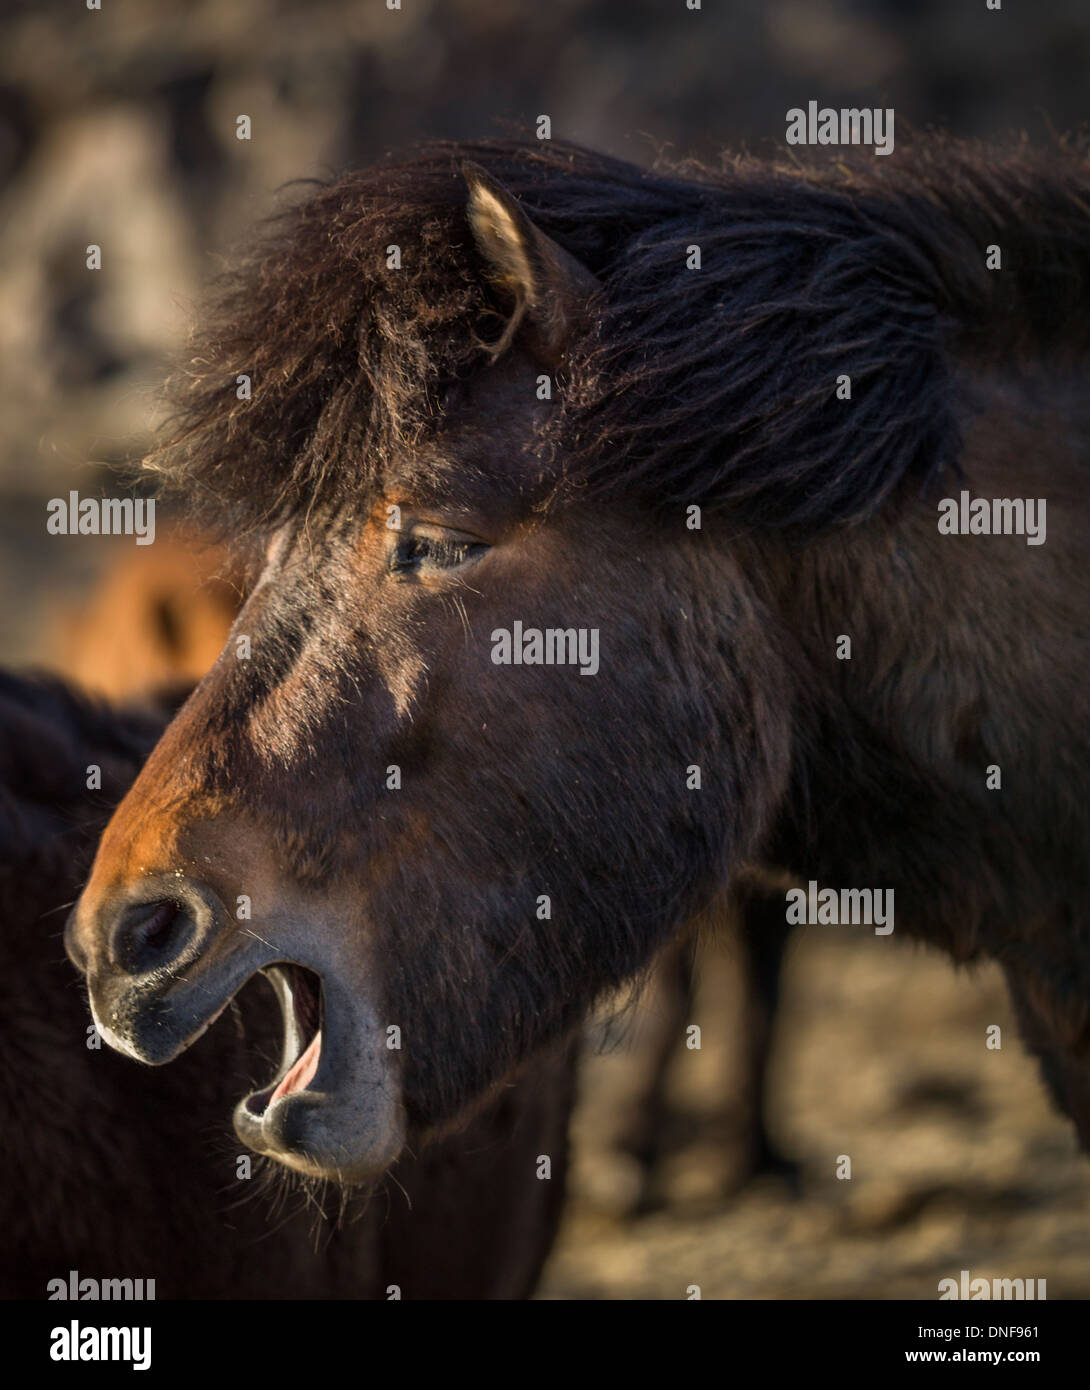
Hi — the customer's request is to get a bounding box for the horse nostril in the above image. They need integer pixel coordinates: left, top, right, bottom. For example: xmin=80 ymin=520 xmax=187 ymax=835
xmin=110 ymin=898 xmax=196 ymax=976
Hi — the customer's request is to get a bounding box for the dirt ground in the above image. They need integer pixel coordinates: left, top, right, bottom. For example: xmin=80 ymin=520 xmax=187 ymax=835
xmin=542 ymin=925 xmax=1090 ymax=1300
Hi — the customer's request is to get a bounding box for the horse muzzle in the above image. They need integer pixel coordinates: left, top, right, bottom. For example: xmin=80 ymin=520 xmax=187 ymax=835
xmin=67 ymin=872 xmax=406 ymax=1182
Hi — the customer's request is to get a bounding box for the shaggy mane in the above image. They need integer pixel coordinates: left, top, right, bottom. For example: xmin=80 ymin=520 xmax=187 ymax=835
xmin=146 ymin=136 xmax=1090 ymax=536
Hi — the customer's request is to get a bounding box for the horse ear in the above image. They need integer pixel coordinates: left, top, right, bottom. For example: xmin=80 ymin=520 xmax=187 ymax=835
xmin=462 ymin=161 xmax=599 ymax=369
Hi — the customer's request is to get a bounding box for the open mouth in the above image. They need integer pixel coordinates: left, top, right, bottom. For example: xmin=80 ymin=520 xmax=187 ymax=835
xmin=243 ymin=963 xmax=325 ymax=1117
xmin=84 ymin=918 xmax=404 ymax=1181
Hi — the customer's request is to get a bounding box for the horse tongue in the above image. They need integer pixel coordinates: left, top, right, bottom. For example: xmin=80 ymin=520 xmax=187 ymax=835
xmin=271 ymin=1031 xmax=321 ymax=1103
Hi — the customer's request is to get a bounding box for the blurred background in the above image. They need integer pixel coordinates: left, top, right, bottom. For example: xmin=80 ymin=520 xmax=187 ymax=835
xmin=2 ymin=0 xmax=1089 ymax=1298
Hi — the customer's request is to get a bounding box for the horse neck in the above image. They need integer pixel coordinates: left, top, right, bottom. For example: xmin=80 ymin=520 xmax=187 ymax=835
xmin=742 ymin=380 xmax=1090 ymax=911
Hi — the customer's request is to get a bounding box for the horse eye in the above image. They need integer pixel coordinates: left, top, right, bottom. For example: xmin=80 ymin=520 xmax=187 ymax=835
xmin=390 ymin=531 xmax=487 ymax=574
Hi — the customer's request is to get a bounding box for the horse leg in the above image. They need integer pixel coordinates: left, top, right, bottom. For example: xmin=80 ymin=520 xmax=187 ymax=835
xmin=724 ymin=881 xmax=800 ymax=1190
xmin=1000 ymin=946 xmax=1090 ymax=1153
xmin=597 ymin=886 xmax=798 ymax=1208
xmin=615 ymin=933 xmax=696 ymax=1173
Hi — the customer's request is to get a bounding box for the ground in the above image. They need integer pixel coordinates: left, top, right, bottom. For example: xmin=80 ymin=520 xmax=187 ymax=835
xmin=542 ymin=924 xmax=1090 ymax=1299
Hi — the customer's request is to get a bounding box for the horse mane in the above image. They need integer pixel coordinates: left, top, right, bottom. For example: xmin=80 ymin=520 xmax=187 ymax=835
xmin=146 ymin=136 xmax=1090 ymax=537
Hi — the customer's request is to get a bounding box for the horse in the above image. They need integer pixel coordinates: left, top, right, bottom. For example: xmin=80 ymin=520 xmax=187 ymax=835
xmin=50 ymin=523 xmax=244 ymax=702
xmin=66 ymin=137 xmax=1090 ymax=1186
xmin=1 ymin=670 xmax=573 ymax=1297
